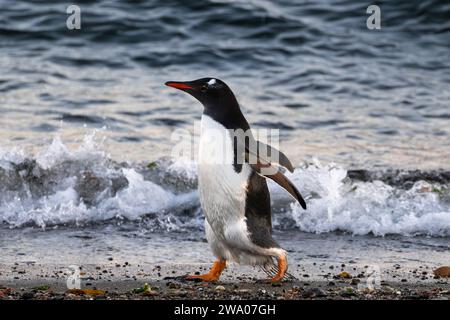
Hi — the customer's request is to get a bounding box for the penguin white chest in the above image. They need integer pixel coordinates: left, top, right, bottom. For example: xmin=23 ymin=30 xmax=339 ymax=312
xmin=197 ymin=115 xmax=251 ymax=238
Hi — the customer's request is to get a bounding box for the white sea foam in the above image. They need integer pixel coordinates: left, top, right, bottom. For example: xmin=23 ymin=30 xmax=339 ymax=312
xmin=36 ymin=132 xmax=107 ymax=169
xmin=283 ymin=161 xmax=450 ymax=237
xmin=166 ymin=158 xmax=198 ymax=182
xmin=0 ymin=133 xmax=198 ymax=229
xmin=0 ymin=146 xmax=26 ymax=170
xmin=0 ymin=136 xmax=449 ymax=236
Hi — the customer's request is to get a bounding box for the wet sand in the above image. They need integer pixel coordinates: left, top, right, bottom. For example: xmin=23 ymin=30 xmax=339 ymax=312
xmin=1 ymin=262 xmax=448 ymax=300
xmin=1 ymin=228 xmax=449 ymax=300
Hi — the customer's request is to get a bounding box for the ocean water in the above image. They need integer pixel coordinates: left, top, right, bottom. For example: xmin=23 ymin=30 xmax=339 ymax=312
xmin=0 ymin=0 xmax=449 ymax=260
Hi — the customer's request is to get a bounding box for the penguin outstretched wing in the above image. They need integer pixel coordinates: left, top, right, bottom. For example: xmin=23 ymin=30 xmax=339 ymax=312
xmin=241 ymin=137 xmax=306 ymax=210
xmin=255 ymin=141 xmax=294 ymax=173
xmin=234 ymin=133 xmax=306 ymax=209
xmin=249 ymin=160 xmax=307 ymax=210
xmin=236 ymin=133 xmax=294 ymax=173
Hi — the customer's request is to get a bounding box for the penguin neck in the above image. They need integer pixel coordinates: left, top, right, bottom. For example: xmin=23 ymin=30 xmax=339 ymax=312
xmin=202 ymin=97 xmax=250 ymax=131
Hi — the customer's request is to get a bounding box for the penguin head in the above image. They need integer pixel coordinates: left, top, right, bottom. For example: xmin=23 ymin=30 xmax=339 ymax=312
xmin=165 ymin=78 xmax=239 ymax=113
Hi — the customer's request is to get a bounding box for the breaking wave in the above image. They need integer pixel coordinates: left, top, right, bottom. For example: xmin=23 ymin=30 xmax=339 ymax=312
xmin=0 ymin=133 xmax=449 ymax=237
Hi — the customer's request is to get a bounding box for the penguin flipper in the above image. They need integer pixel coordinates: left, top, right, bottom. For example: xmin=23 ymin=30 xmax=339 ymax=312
xmin=235 ymin=133 xmax=294 ymax=172
xmin=250 ymin=162 xmax=307 ymax=210
xmin=237 ymin=135 xmax=306 ymax=208
xmin=255 ymin=141 xmax=294 ymax=173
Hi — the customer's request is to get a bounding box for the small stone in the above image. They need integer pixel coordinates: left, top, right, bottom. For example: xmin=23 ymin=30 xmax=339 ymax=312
xmin=237 ymin=289 xmax=251 ymax=293
xmin=168 ymin=282 xmax=180 ymax=289
xmin=21 ymin=292 xmax=35 ymax=300
xmin=350 ymin=278 xmax=360 ymax=285
xmin=32 ymin=285 xmax=50 ymax=291
xmin=215 ymin=285 xmax=226 ymax=291
xmin=143 ymin=290 xmax=159 ymax=297
xmin=433 ymin=266 xmax=450 ymax=278
xmin=301 ymin=288 xmax=327 ymax=298
xmin=271 ymin=282 xmax=282 ymax=287
xmin=382 ymin=286 xmax=396 ymax=294
xmin=335 ymin=271 xmax=352 ymax=279
xmin=340 ymin=287 xmax=356 ymax=297
xmin=174 ymin=289 xmax=187 ymax=297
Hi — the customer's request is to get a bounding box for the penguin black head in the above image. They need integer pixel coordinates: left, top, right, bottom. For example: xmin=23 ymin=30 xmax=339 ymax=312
xmin=165 ymin=77 xmax=249 ymax=129
xmin=166 ymin=78 xmax=244 ymax=120
xmin=165 ymin=77 xmax=230 ymax=106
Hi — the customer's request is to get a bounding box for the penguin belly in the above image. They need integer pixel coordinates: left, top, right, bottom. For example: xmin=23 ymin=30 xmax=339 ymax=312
xmin=198 ymin=115 xmax=278 ymax=265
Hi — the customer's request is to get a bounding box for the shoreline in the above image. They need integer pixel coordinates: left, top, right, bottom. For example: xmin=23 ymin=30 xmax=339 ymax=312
xmin=1 ymin=263 xmax=448 ymax=300
xmin=1 ymin=229 xmax=449 ymax=300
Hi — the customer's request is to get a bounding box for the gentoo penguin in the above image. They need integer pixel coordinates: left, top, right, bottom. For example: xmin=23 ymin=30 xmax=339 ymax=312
xmin=165 ymin=78 xmax=306 ymax=282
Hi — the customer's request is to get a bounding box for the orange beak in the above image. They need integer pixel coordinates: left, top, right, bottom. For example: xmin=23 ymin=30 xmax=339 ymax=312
xmin=165 ymin=81 xmax=193 ymax=90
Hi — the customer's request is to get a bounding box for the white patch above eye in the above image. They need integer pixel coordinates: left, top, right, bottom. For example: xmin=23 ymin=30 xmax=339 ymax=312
xmin=207 ymin=79 xmax=216 ymax=86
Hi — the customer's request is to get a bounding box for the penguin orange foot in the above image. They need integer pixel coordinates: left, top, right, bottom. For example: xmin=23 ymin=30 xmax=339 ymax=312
xmin=185 ymin=259 xmax=226 ymax=282
xmin=268 ymin=253 xmax=288 ymax=283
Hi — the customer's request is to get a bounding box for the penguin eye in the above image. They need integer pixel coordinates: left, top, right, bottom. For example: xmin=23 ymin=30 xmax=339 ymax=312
xmin=200 ymin=85 xmax=208 ymax=93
